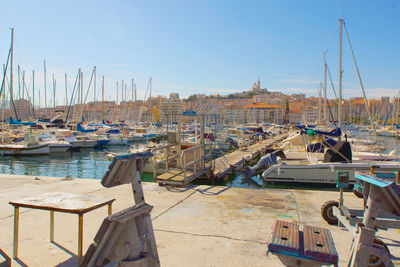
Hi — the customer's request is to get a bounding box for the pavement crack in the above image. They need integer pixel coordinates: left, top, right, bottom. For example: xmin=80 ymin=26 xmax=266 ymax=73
xmin=290 ymin=191 xmax=301 ymax=223
xmin=152 ymin=190 xmax=197 ymax=220
xmin=154 ymin=229 xmax=265 ymax=245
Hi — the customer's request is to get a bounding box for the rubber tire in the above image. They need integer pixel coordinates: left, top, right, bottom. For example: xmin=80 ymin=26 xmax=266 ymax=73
xmin=369 ymin=238 xmax=391 ymax=267
xmin=321 ymin=200 xmax=339 ymax=225
xmin=353 ymin=189 xmax=364 ymax=198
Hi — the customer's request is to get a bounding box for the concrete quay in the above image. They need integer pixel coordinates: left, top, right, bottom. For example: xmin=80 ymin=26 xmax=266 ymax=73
xmin=0 ymin=174 xmax=399 ymax=266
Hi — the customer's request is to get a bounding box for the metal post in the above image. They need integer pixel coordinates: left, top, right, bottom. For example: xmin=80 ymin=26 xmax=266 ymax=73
xmin=108 ymin=204 xmax=112 ymax=216
xmin=50 ymin=211 xmax=54 ymax=242
xmin=13 ymin=206 xmax=19 ymax=258
xmin=78 ymin=214 xmax=83 ymax=262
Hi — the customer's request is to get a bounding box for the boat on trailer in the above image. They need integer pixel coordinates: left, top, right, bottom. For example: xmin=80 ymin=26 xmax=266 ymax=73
xmin=261 ymin=126 xmax=400 ymax=185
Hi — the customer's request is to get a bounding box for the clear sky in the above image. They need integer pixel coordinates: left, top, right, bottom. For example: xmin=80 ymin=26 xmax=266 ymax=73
xmin=0 ymin=0 xmax=399 ymax=106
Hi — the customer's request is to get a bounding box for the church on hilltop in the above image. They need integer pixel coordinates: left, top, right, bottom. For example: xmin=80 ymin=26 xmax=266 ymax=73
xmin=250 ymin=77 xmax=267 ymax=92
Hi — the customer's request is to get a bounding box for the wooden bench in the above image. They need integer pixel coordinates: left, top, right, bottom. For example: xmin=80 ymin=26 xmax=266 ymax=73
xmin=268 ymin=220 xmax=338 ymax=267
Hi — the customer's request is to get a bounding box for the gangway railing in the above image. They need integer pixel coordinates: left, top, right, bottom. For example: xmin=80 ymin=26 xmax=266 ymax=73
xmin=150 ymin=144 xmax=179 ymax=178
xmin=182 ymin=144 xmax=204 ymax=180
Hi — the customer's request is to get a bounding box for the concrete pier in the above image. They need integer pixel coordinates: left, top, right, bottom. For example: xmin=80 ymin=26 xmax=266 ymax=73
xmin=0 ymin=174 xmax=399 ymax=266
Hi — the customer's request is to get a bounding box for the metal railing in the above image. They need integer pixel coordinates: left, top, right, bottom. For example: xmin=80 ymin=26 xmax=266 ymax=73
xmin=181 ymin=144 xmax=204 ymax=180
xmin=151 ymin=144 xmax=179 ymax=179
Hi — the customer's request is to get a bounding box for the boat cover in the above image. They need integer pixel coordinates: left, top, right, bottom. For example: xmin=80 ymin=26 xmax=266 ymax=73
xmin=77 ymin=123 xmax=98 ymax=133
xmin=9 ymin=117 xmax=36 ymax=126
xmin=298 ymin=127 xmax=342 ymax=137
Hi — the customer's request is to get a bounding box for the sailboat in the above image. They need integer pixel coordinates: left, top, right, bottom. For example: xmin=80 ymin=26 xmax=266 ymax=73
xmin=261 ymin=19 xmax=400 ymax=185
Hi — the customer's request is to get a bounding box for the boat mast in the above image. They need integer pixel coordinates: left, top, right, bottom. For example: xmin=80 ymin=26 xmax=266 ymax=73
xmin=115 ymin=81 xmax=118 ymax=121
xmin=125 ymin=83 xmax=127 ymax=121
xmin=131 ymin=78 xmax=134 ymax=121
xmin=93 ymin=66 xmax=96 ymax=122
xmin=121 ymin=80 xmax=124 ymax=121
xmin=32 ymin=70 xmax=34 ymax=113
xmin=65 ymin=73 xmax=68 ymax=107
xmin=53 ymin=73 xmax=56 ymax=111
xmin=2 ymin=65 xmax=5 ymax=143
xmin=17 ymin=66 xmax=20 ymax=100
xmin=44 ymin=60 xmax=47 ymax=118
xmin=22 ymin=69 xmax=24 ymax=100
xmin=338 ymin=19 xmax=343 ymax=130
xmin=101 ymin=75 xmax=104 ymax=121
xmin=134 ymin=81 xmax=137 ymax=122
xmin=318 ymin=83 xmax=322 ymax=124
xmin=10 ymin=28 xmax=18 ymax=120
xmin=323 ymin=51 xmax=327 ymax=123
xmin=396 ymin=97 xmax=399 ymax=125
xmin=149 ymin=77 xmax=152 ymax=123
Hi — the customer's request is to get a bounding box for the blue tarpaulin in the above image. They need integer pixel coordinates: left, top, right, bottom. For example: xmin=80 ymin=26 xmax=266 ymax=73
xmin=77 ymin=123 xmax=98 ymax=133
xmin=9 ymin=117 xmax=36 ymax=126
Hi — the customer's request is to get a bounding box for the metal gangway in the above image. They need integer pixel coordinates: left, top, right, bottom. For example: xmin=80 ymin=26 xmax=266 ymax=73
xmin=152 ymin=101 xmax=231 ymax=186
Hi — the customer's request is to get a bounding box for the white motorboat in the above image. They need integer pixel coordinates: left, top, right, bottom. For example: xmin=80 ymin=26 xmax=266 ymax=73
xmin=38 ymin=134 xmax=72 ymax=153
xmin=76 ymin=135 xmax=98 ymax=148
xmin=262 ymin=161 xmax=400 ymax=185
xmin=261 ymin=126 xmax=400 ymax=185
xmin=45 ymin=129 xmax=84 ymax=148
xmin=0 ymin=143 xmax=49 ymax=156
xmin=0 ymin=131 xmax=49 ymax=156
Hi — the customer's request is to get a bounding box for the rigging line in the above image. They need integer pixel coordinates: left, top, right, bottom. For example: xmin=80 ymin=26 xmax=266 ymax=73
xmin=343 ymin=22 xmax=378 ymax=140
xmin=64 ymin=70 xmax=80 ymax=125
xmin=325 ymin=64 xmax=338 ymax=125
xmin=0 ymin=48 xmax=11 ymax=100
xmin=326 ymin=64 xmax=338 ymax=99
xmin=21 ymin=70 xmax=36 ymax=119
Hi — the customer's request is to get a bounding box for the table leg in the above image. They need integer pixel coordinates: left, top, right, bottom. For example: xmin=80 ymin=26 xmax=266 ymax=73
xmin=50 ymin=211 xmax=54 ymax=242
xmin=108 ymin=203 xmax=112 ymax=216
xmin=13 ymin=207 xmax=19 ymax=258
xmin=78 ymin=214 xmax=83 ymax=262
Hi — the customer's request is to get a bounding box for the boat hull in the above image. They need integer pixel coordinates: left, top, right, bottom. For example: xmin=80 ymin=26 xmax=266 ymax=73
xmin=0 ymin=144 xmax=50 ymax=156
xmin=80 ymin=140 xmax=98 ymax=148
xmin=262 ymin=162 xmax=400 ymax=184
xmin=69 ymin=140 xmax=85 ymax=148
xmin=107 ymin=138 xmax=130 ymax=145
xmin=49 ymin=144 xmax=72 ymax=153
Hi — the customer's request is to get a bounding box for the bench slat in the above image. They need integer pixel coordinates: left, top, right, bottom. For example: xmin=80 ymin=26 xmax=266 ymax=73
xmin=303 ymin=225 xmax=338 ymax=264
xmin=268 ymin=220 xmax=300 ymax=256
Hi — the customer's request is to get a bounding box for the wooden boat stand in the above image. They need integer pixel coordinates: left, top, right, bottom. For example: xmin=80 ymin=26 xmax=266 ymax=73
xmin=267 ymin=220 xmax=338 ymax=267
xmin=80 ymin=152 xmax=160 ymax=267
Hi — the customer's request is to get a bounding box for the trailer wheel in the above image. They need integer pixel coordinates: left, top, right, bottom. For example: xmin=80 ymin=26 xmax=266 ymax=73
xmin=353 ymin=189 xmax=363 ymax=198
xmin=321 ymin=200 xmax=339 ymax=225
xmin=369 ymin=238 xmax=391 ymax=267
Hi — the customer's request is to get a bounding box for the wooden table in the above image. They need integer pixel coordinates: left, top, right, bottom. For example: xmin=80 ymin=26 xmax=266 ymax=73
xmin=9 ymin=192 xmax=115 ymax=262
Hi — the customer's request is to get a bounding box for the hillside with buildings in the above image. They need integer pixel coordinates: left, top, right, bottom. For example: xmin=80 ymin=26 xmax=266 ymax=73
xmin=8 ymin=78 xmax=399 ymax=126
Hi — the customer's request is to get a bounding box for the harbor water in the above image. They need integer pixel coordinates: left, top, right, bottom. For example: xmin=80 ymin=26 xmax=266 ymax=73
xmin=0 ymin=134 xmax=399 ymax=189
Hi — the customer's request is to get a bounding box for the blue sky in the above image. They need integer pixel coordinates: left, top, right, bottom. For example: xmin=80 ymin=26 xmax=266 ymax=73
xmin=0 ymin=0 xmax=399 ymax=106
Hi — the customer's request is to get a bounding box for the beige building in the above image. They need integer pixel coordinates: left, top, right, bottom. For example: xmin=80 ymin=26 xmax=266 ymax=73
xmin=14 ymin=99 xmax=32 ymax=120
xmin=244 ymin=104 xmax=283 ymax=124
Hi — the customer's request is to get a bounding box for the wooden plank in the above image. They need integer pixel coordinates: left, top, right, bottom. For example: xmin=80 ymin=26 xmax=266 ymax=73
xmin=9 ymin=193 xmax=115 ymax=214
xmin=268 ymin=220 xmax=300 ymax=256
xmin=303 ymin=225 xmax=338 ymax=265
